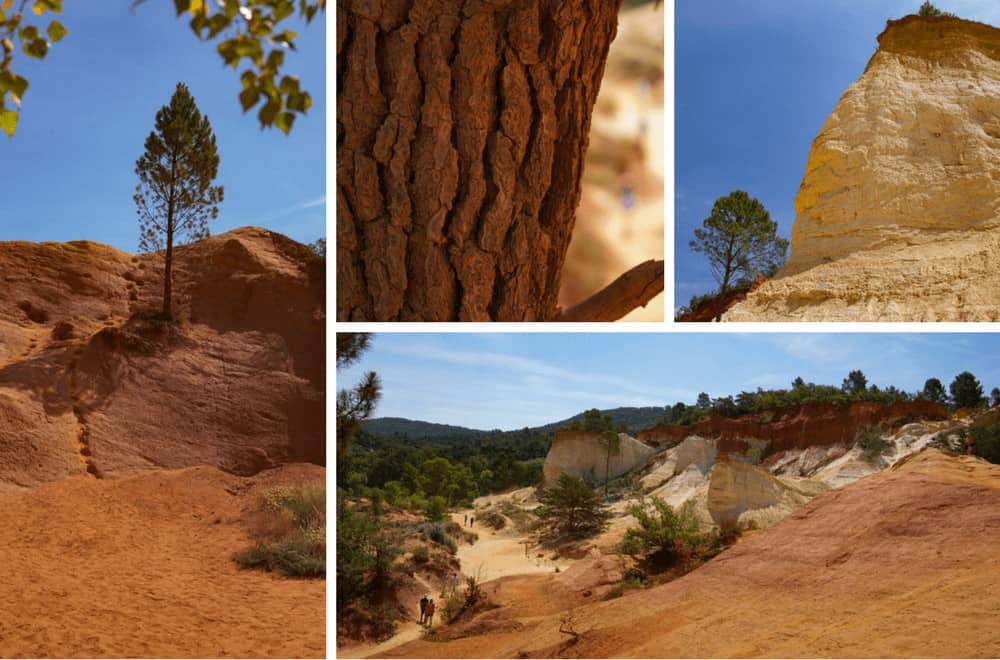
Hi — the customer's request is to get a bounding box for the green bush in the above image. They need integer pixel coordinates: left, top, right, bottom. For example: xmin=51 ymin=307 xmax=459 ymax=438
xmin=745 ymin=446 xmax=763 ymax=465
xmin=424 ymin=495 xmax=447 ymax=522
xmin=412 ymin=544 xmax=430 ymax=563
xmin=855 ymin=426 xmax=889 ymax=462
xmin=417 ymin=522 xmax=457 ymax=554
xmin=235 ymin=485 xmax=327 ymax=578
xmin=971 ymin=423 xmax=1000 ymax=464
xmin=620 ymin=498 xmax=701 ymax=558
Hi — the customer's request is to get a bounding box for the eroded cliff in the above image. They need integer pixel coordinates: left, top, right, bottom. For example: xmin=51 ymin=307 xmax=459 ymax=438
xmin=727 ymin=15 xmax=1000 ymax=321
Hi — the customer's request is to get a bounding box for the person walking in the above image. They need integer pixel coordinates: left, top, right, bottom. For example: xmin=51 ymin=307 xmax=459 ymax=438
xmin=470 ymin=516 xmax=474 ymax=527
xmin=464 ymin=514 xmax=468 ymax=525
xmin=425 ymin=598 xmax=436 ymax=627
xmin=419 ymin=594 xmax=429 ymax=625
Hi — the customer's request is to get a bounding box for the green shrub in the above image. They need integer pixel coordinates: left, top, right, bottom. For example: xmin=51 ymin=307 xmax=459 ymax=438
xmin=234 ymin=485 xmax=327 ymax=578
xmin=479 ymin=510 xmax=506 ymax=530
xmin=424 ymin=495 xmax=447 ymax=522
xmin=971 ymin=423 xmax=1000 ymax=464
xmin=745 ymin=446 xmax=763 ymax=465
xmin=855 ymin=426 xmax=889 ymax=462
xmin=412 ymin=544 xmax=430 ymax=563
xmin=417 ymin=522 xmax=457 ymax=554
xmin=620 ymin=498 xmax=701 ymax=558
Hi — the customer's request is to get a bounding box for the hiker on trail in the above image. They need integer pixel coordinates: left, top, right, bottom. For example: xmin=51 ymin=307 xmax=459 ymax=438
xmin=419 ymin=594 xmax=429 ymax=625
xmin=425 ymin=599 xmax=436 ymax=627
xmin=470 ymin=516 xmax=474 ymax=526
xmin=464 ymin=514 xmax=468 ymax=525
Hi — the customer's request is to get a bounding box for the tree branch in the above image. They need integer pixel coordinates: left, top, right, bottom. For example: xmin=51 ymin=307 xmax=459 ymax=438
xmin=556 ymin=259 xmax=664 ymax=322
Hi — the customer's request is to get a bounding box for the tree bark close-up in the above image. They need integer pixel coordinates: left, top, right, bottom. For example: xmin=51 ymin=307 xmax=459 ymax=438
xmin=337 ymin=0 xmax=661 ymax=321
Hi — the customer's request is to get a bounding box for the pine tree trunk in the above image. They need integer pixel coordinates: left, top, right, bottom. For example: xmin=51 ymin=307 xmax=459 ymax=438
xmin=337 ymin=0 xmax=624 ymax=321
xmin=163 ymin=224 xmax=174 ymax=318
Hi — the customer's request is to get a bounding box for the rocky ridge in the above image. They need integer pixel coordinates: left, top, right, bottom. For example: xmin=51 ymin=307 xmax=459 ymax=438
xmin=0 ymin=227 xmax=325 ymax=489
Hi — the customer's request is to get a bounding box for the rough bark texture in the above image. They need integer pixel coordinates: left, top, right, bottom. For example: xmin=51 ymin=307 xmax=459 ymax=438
xmin=337 ymin=0 xmax=624 ymax=321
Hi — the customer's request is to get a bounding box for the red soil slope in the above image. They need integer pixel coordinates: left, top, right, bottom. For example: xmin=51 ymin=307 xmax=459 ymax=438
xmin=638 ymin=399 xmax=947 ymax=455
xmin=0 ymin=227 xmax=324 ymax=489
xmin=0 ymin=463 xmax=326 ymax=658
xmin=386 ymin=450 xmax=1000 ymax=658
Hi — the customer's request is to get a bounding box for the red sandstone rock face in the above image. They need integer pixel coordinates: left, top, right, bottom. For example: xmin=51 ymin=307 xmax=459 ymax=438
xmin=638 ymin=400 xmax=948 ymax=456
xmin=0 ymin=227 xmax=325 ymax=489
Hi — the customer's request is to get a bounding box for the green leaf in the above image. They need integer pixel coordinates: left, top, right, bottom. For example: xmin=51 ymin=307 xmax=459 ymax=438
xmin=275 ymin=111 xmax=295 ymax=135
xmin=286 ymin=91 xmax=309 ymax=113
xmin=46 ymin=19 xmax=66 ymax=42
xmin=238 ymin=86 xmax=258 ymax=112
xmin=257 ymin=99 xmax=280 ymax=127
xmin=19 ymin=25 xmax=40 ymax=41
xmin=23 ymin=37 xmax=48 ymax=59
xmin=0 ymin=108 xmax=17 ymax=137
xmin=0 ymin=72 xmax=28 ymax=99
xmin=173 ymin=0 xmax=190 ymax=16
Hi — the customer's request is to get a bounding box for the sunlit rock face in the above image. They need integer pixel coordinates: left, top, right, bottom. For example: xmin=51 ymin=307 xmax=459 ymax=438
xmin=542 ymin=430 xmax=657 ymax=487
xmin=726 ymin=15 xmax=1000 ymax=321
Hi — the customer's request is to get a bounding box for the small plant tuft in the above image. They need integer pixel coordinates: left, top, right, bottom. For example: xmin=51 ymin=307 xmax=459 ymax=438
xmin=233 ymin=485 xmax=325 ymax=577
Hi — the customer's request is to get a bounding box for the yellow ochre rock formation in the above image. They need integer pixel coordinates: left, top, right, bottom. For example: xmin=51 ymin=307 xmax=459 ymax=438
xmin=542 ymin=429 xmax=657 ymax=487
xmin=726 ymin=15 xmax=1000 ymax=321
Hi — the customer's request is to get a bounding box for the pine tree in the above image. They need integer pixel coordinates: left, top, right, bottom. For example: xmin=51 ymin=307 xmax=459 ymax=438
xmin=921 ymin=378 xmax=948 ymax=405
xmin=337 ymin=333 xmax=381 ymax=456
xmin=536 ymin=475 xmax=611 ymax=539
xmin=842 ymin=370 xmax=868 ymax=396
xmin=134 ymin=82 xmax=224 ymax=318
xmin=950 ymin=372 xmax=985 ymax=409
xmin=690 ymin=190 xmax=788 ymax=321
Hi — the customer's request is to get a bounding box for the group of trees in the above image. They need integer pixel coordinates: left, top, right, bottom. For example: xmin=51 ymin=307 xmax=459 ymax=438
xmin=653 ymin=370 xmax=998 ymax=428
xmin=921 ymin=373 xmax=996 ymax=410
xmin=338 ymin=429 xmax=548 ymax=515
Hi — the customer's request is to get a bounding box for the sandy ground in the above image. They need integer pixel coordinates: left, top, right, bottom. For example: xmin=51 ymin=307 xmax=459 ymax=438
xmin=0 ymin=464 xmax=326 ymax=658
xmin=386 ymin=450 xmax=1000 ymax=658
xmin=449 ymin=508 xmax=566 ymax=583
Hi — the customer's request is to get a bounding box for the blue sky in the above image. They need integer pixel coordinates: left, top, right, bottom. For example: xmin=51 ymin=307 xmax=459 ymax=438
xmin=675 ymin=0 xmax=1000 ymax=308
xmin=338 ymin=333 xmax=1000 ymax=430
xmin=2 ymin=3 xmax=325 ymax=251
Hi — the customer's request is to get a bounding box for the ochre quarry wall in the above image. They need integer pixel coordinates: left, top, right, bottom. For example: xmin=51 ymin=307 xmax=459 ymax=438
xmin=707 ymin=457 xmax=800 ymax=529
xmin=542 ymin=430 xmax=657 ymax=487
xmin=0 ymin=228 xmax=325 ymax=489
xmin=726 ymin=15 xmax=1000 ymax=321
xmin=638 ymin=400 xmax=948 ymax=456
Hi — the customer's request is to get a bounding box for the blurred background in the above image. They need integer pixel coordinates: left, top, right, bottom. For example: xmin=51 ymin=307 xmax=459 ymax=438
xmin=558 ymin=1 xmax=665 ymax=322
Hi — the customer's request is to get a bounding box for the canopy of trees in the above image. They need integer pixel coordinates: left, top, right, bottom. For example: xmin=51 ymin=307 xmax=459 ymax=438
xmin=1 ymin=0 xmax=322 ymax=136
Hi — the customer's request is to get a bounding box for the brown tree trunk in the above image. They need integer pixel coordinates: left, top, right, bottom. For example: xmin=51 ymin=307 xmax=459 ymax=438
xmin=163 ymin=209 xmax=174 ymax=319
xmin=337 ymin=0 xmax=625 ymax=321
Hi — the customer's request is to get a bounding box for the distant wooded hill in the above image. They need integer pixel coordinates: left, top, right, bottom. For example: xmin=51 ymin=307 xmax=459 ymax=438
xmin=361 ymin=406 xmax=667 ymax=439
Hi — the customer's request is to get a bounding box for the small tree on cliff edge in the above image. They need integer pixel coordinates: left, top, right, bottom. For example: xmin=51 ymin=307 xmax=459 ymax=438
xmin=690 ymin=190 xmax=788 ymax=322
xmin=918 ymin=2 xmax=955 ymax=17
xmin=134 ymin=82 xmax=223 ymax=319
